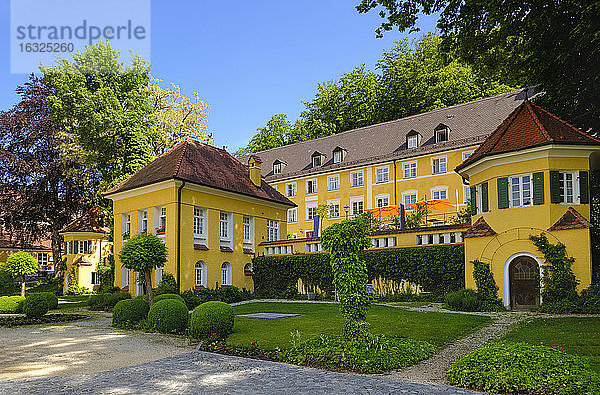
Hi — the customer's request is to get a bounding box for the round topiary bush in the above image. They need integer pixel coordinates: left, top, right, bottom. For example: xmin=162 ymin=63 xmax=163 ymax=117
xmin=88 ymin=293 xmax=111 ymax=310
xmin=30 ymin=292 xmax=58 ymax=310
xmin=0 ymin=295 xmax=25 ymax=313
xmin=106 ymin=292 xmax=132 ymax=310
xmin=23 ymin=293 xmax=49 ymax=318
xmin=112 ymin=298 xmax=149 ymax=328
xmin=190 ymin=301 xmax=234 ymax=339
xmin=147 ymin=299 xmax=189 ymax=333
xmin=153 ymin=293 xmax=185 ymax=304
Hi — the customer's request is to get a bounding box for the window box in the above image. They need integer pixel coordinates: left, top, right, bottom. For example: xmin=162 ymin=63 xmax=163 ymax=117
xmin=122 ymin=231 xmax=130 ymax=240
xmin=194 ymin=244 xmax=209 ymax=251
xmin=155 ymin=226 xmax=166 ymax=235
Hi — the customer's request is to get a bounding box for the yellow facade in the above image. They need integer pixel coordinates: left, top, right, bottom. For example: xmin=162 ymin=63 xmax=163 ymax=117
xmin=109 ymin=180 xmax=290 ymax=294
xmin=273 ymin=146 xmax=475 ymax=237
xmin=61 ymin=232 xmax=112 ymax=292
xmin=459 ymin=146 xmax=599 ymax=308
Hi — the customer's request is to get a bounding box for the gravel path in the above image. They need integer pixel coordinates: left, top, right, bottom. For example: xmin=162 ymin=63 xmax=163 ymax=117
xmin=0 ymin=312 xmax=192 ymax=381
xmin=391 ymin=312 xmax=530 ymax=385
xmin=0 ymin=351 xmax=482 ymax=394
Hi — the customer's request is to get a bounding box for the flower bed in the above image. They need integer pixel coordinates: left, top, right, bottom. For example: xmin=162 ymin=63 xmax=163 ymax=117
xmin=198 ymin=335 xmax=280 ymax=361
xmin=0 ymin=313 xmax=90 ymax=327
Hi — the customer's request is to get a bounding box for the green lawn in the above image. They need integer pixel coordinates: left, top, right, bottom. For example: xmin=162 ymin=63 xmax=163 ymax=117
xmin=503 ymin=317 xmax=600 ymax=373
xmin=57 ymin=295 xmax=89 ymax=310
xmin=229 ymin=302 xmax=491 ymax=350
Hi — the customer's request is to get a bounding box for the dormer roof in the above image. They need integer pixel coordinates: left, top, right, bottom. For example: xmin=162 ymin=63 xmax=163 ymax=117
xmin=59 ymin=206 xmax=110 ymax=235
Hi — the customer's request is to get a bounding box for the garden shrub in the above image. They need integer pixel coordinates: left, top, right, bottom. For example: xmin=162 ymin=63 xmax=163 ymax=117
xmin=65 ymin=284 xmax=89 ymax=295
xmin=0 ymin=271 xmax=18 ymax=296
xmin=447 ymin=341 xmax=600 ymax=394
xmin=181 ymin=286 xmax=252 ymax=310
xmin=579 ymin=282 xmax=600 ymax=313
xmin=112 ymin=298 xmax=149 ymax=328
xmin=252 ymin=245 xmax=465 ymax=298
xmin=189 ymin=301 xmax=234 ymax=339
xmin=154 ymin=273 xmax=177 ymax=295
xmin=445 ymin=289 xmax=481 ymax=312
xmin=147 ymin=299 xmax=189 ymax=334
xmin=30 ymin=292 xmax=58 ymax=310
xmin=23 ymin=293 xmax=49 ymax=318
xmin=88 ymin=293 xmax=111 ymax=310
xmin=282 ymin=333 xmax=436 ymax=374
xmin=28 ymin=277 xmax=62 ymax=295
xmin=105 ymin=292 xmax=131 ymax=310
xmin=0 ymin=295 xmax=25 ymax=313
xmin=153 ymin=293 xmax=185 ymax=304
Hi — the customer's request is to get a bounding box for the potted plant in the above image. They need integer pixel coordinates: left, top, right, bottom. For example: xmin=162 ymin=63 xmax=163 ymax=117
xmin=155 ymin=225 xmax=166 ymax=235
xmin=122 ymin=231 xmax=130 ymax=240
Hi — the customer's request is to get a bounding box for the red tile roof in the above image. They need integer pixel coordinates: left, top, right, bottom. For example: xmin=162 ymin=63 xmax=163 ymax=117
xmin=548 ymin=207 xmax=592 ymax=231
xmin=464 ymin=217 xmax=497 ymax=238
xmin=0 ymin=232 xmax=52 ymax=251
xmin=456 ymin=101 xmax=600 ymax=171
xmin=59 ymin=206 xmax=110 ymax=234
xmin=104 ymin=139 xmax=294 ymax=207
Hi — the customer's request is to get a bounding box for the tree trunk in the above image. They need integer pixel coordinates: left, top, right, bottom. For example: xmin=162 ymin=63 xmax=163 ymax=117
xmin=145 ymin=270 xmax=153 ymax=306
xmin=51 ymin=228 xmax=63 ymax=278
xmin=21 ymin=275 xmax=26 ymax=297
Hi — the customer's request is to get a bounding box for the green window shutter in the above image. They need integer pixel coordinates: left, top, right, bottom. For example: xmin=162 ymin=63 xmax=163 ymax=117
xmin=533 ymin=172 xmax=544 ymax=205
xmin=580 ymin=171 xmax=590 ymax=204
xmin=481 ymin=182 xmax=489 ymax=212
xmin=550 ymin=171 xmax=561 ymax=203
xmin=73 ymin=241 xmax=78 ymax=254
xmin=470 ymin=187 xmax=477 ymax=214
xmin=497 ymin=177 xmax=509 ymax=209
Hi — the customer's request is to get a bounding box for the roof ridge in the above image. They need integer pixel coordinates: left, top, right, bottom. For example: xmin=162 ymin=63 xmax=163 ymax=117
xmin=174 ymin=139 xmax=190 ymax=177
xmin=526 ymin=101 xmax=551 ymax=140
xmin=470 ymin=102 xmax=527 ymax=159
xmin=529 ymin=101 xmax=600 ymax=143
xmin=244 ymin=88 xmax=531 ymax=157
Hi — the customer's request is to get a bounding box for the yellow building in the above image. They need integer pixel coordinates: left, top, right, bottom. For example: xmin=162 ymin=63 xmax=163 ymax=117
xmin=0 ymin=233 xmax=53 ymax=274
xmin=456 ymin=101 xmax=600 ymax=310
xmin=104 ymin=140 xmax=295 ymax=294
xmin=59 ymin=206 xmax=112 ymax=292
xmin=239 ymin=89 xmax=534 ymax=237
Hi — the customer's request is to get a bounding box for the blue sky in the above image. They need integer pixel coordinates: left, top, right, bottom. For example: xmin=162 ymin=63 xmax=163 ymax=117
xmin=0 ymin=0 xmax=438 ymax=152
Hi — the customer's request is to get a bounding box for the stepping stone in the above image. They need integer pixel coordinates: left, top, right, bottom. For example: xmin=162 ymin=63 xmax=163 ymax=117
xmin=236 ymin=312 xmax=301 ymax=319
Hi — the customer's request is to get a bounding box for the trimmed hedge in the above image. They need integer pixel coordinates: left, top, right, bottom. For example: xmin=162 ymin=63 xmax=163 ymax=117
xmin=190 ymin=301 xmax=234 ymax=339
xmin=112 ymin=298 xmax=149 ymax=328
xmin=252 ymin=245 xmax=465 ymax=297
xmin=88 ymin=293 xmax=111 ymax=310
xmin=447 ymin=342 xmax=600 ymax=394
xmin=106 ymin=292 xmax=132 ymax=310
xmin=147 ymin=299 xmax=189 ymax=333
xmin=30 ymin=292 xmax=58 ymax=310
xmin=23 ymin=294 xmax=49 ymax=317
xmin=0 ymin=295 xmax=25 ymax=313
xmin=0 ymin=271 xmax=18 ymax=296
xmin=153 ymin=293 xmax=185 ymax=304
xmin=181 ymin=286 xmax=253 ymax=310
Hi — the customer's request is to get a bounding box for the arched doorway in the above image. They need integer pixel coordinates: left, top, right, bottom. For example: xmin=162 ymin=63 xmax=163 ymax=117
xmin=509 ymin=256 xmax=540 ymax=310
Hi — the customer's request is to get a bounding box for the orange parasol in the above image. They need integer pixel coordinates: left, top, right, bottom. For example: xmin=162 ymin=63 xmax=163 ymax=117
xmin=365 ymin=205 xmax=403 ymax=218
xmin=409 ymin=199 xmax=455 ymax=211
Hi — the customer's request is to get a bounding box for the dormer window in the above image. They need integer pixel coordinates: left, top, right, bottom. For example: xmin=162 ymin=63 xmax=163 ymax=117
xmin=406 ymin=130 xmax=421 ymax=149
xmin=311 ymin=151 xmax=325 ymax=168
xmin=272 ymin=159 xmax=287 ymax=175
xmin=435 ymin=124 xmax=450 ymax=143
xmin=332 ymin=146 xmax=346 ymax=164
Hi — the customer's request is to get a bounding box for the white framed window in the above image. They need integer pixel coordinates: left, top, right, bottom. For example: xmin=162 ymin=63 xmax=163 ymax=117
xmin=327 ymin=200 xmax=340 ymax=218
xmin=155 ymin=206 xmax=166 ymax=235
xmin=221 ymin=262 xmax=232 ymax=286
xmin=286 ymin=182 xmax=297 ymax=197
xmin=333 ymin=150 xmax=342 ymax=163
xmin=273 ymin=162 xmax=282 ymax=174
xmin=403 ymin=161 xmax=417 ymax=179
xmin=431 ymin=186 xmax=448 ymax=200
xmin=195 ymin=261 xmax=207 ymax=287
xmin=243 ymin=216 xmax=254 ymax=243
xmin=287 ymin=208 xmax=297 ymax=223
xmin=510 ymin=174 xmax=532 ymax=207
xmin=375 ymin=166 xmax=389 ymax=183
xmin=351 ymin=199 xmax=364 ymax=215
xmin=350 ymin=171 xmax=364 ymax=187
xmin=306 ymin=179 xmax=317 ymax=194
xmin=328 ymin=175 xmax=340 ymax=191
xmin=436 ymin=128 xmax=448 ymax=143
xmin=463 ymin=185 xmax=471 ymax=204
xmin=462 ymin=151 xmax=474 ymax=161
xmin=267 ymin=219 xmax=280 ymax=241
xmin=121 ymin=266 xmax=129 ymax=288
xmin=306 ymin=202 xmax=318 ymax=221
xmin=74 ymin=240 xmax=91 ymax=254
xmin=37 ymin=253 xmax=49 ymax=266
xmin=91 ymin=272 xmax=100 ymax=285
xmin=402 ymin=191 xmax=418 ymax=210
xmin=194 ymin=207 xmax=207 ymax=237
xmin=432 ymin=156 xmax=447 ymax=174
xmin=138 ymin=209 xmax=147 ymax=233
xmin=220 ymin=212 xmax=232 ymax=240
xmin=375 ymin=194 xmax=390 ymax=208
xmin=122 ymin=212 xmax=130 ymax=240
xmin=154 ymin=267 xmax=164 ymax=286
xmin=476 ymin=184 xmax=483 ymax=213
xmin=312 ymin=156 xmax=322 ymax=167
xmin=407 ymin=134 xmax=418 ymax=149
xmin=559 ymin=171 xmax=578 ymax=204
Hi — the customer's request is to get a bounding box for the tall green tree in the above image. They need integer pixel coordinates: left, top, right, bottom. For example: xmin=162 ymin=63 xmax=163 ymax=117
xmin=356 ymin=0 xmax=600 ymax=134
xmin=237 ymin=33 xmax=515 ymax=154
xmin=4 ymin=252 xmax=39 ymax=296
xmin=43 ymin=41 xmax=154 ymax=189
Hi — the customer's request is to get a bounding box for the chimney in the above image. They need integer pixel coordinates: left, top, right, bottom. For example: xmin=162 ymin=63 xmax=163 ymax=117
xmin=248 ymin=155 xmax=262 ymax=187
